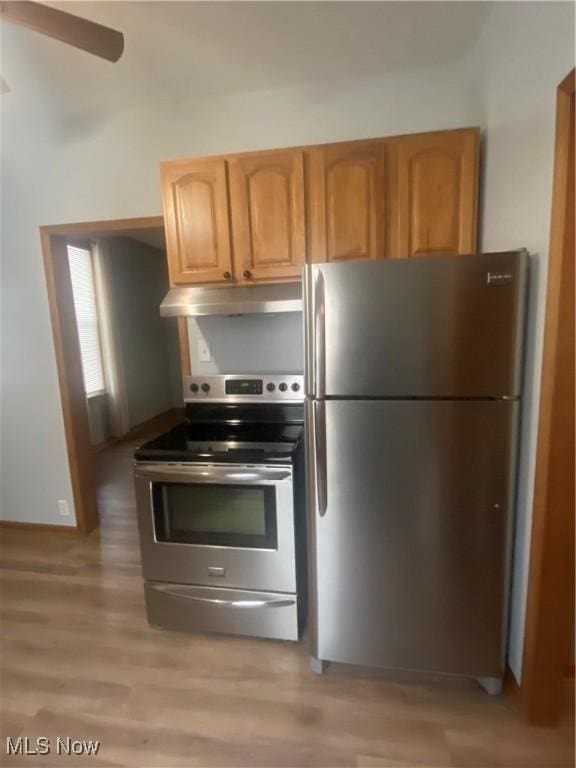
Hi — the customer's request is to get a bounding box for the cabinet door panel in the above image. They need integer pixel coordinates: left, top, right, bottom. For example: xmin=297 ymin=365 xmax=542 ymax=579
xmin=310 ymin=141 xmax=388 ymax=263
xmin=397 ymin=129 xmax=479 ymax=258
xmin=229 ymin=150 xmax=305 ymax=282
xmin=162 ymin=159 xmax=233 ymax=285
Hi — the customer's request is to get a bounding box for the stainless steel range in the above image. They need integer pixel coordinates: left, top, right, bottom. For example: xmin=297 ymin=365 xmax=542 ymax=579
xmin=134 ymin=374 xmax=306 ymax=642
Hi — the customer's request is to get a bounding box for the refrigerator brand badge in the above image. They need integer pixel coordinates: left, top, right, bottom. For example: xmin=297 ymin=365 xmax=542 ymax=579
xmin=486 ymin=271 xmax=513 ymax=286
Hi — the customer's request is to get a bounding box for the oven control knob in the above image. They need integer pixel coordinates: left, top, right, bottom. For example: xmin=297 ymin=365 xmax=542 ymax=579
xmin=266 ymin=382 xmax=275 ymax=392
xmin=279 ymin=382 xmax=288 ymax=392
xmin=189 ymin=383 xmax=199 ymax=393
xmin=291 ymin=382 xmax=300 ymax=392
xmin=201 ymin=383 xmax=210 ymax=393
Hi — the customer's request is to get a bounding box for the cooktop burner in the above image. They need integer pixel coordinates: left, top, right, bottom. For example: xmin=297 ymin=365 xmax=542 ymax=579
xmin=134 ymin=399 xmax=304 ymax=465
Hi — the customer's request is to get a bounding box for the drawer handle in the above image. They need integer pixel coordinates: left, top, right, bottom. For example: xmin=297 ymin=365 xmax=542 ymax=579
xmin=136 ymin=464 xmax=292 ymax=483
xmin=243 ymin=270 xmax=252 ymax=279
xmin=154 ymin=584 xmax=294 ymax=609
xmin=223 ymin=271 xmax=232 ymax=280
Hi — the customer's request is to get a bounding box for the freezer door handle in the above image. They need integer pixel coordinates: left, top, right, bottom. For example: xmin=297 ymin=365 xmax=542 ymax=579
xmin=314 ymin=269 xmax=326 ymax=399
xmin=314 ymin=400 xmax=328 ymax=517
xmin=304 ymin=266 xmax=313 ymax=395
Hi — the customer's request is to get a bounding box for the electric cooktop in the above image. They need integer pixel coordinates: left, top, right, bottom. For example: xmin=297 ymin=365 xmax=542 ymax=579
xmin=135 ymin=375 xmax=304 ymax=465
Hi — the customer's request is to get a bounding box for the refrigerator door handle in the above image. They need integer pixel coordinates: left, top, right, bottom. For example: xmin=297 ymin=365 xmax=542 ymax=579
xmin=314 ymin=269 xmax=326 ymax=399
xmin=314 ymin=400 xmax=328 ymax=517
xmin=303 ymin=265 xmax=313 ymax=395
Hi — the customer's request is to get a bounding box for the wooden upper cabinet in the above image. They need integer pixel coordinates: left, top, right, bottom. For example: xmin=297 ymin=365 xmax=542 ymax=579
xmin=396 ymin=129 xmax=479 ymax=258
xmin=309 ymin=141 xmax=389 ymax=263
xmin=228 ymin=149 xmax=306 ymax=282
xmin=161 ymin=158 xmax=233 ymax=285
xmin=160 ymin=127 xmax=480 ymax=286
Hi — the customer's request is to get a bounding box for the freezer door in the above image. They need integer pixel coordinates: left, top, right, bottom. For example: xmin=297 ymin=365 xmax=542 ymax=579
xmin=303 ymin=251 xmax=527 ymax=398
xmin=306 ymin=399 xmax=519 ymax=675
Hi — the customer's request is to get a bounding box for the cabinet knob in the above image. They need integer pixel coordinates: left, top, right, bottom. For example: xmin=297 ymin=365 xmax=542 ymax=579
xmin=243 ymin=270 xmax=252 ymax=279
xmin=223 ymin=271 xmax=232 ymax=280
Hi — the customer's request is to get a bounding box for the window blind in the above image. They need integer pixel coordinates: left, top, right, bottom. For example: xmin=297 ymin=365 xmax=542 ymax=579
xmin=67 ymin=245 xmax=106 ymax=397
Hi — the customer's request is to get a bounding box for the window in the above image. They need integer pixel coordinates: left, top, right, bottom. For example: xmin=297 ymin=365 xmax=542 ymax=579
xmin=67 ymin=244 xmax=106 ymax=397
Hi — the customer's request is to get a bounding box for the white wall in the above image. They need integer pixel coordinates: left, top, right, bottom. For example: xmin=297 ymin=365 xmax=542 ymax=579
xmin=187 ymin=314 xmax=304 ymax=376
xmin=467 ymin=1 xmax=575 ymax=681
xmin=1 ymin=57 xmax=477 ymax=526
xmin=103 ymin=237 xmax=180 ymax=429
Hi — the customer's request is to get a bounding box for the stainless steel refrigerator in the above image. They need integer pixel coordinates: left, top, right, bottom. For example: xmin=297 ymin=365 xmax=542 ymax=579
xmin=303 ymin=250 xmax=528 ymax=693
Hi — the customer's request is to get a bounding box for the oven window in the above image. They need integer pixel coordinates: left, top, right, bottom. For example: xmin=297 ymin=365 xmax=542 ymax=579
xmin=152 ymin=484 xmax=277 ymax=549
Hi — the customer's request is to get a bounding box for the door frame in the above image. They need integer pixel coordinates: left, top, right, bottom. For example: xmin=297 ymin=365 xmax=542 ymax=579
xmin=41 ymin=216 xmax=190 ymax=534
xmin=518 ymin=69 xmax=575 ymax=725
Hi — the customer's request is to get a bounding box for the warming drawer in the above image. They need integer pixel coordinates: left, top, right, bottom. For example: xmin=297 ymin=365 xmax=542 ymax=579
xmin=145 ymin=582 xmax=300 ymax=641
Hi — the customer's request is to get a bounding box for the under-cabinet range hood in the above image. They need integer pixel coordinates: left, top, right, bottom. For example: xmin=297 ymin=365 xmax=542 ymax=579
xmin=160 ymin=282 xmax=302 ymax=317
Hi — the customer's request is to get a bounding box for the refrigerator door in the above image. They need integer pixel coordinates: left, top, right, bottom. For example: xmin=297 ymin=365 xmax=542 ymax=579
xmin=303 ymin=251 xmax=527 ymax=399
xmin=306 ymin=398 xmax=519 ymax=675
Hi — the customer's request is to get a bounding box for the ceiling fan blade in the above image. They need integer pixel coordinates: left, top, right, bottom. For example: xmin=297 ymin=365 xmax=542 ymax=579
xmin=0 ymin=1 xmax=124 ymax=62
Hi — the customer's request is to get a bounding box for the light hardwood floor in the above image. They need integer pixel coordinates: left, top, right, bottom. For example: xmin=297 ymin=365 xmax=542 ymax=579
xmin=1 ymin=434 xmax=573 ymax=767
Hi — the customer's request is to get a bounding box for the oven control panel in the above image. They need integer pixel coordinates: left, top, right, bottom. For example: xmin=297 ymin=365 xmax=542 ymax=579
xmin=225 ymin=379 xmax=263 ymax=396
xmin=184 ymin=374 xmax=304 ymax=403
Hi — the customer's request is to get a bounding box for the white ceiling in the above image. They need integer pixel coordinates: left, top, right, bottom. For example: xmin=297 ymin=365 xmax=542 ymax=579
xmin=2 ymin=2 xmax=492 ymax=111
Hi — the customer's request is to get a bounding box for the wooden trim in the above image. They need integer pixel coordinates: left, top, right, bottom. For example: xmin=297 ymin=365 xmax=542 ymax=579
xmin=42 ymin=232 xmax=99 ymax=535
xmin=177 ymin=317 xmax=191 ymax=376
xmin=565 ymin=664 xmax=575 ymax=680
xmin=0 ymin=521 xmax=81 ymax=534
xmin=559 ymin=69 xmax=575 ymax=93
xmin=40 ymin=215 xmax=163 ymax=238
xmin=519 ymin=69 xmax=575 ymax=726
xmin=470 ymin=129 xmax=481 ymax=253
xmin=41 ymin=216 xmax=170 ymax=534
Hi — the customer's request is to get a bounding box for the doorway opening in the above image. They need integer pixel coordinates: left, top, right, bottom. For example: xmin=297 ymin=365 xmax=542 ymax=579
xmin=41 ymin=216 xmax=191 ymax=533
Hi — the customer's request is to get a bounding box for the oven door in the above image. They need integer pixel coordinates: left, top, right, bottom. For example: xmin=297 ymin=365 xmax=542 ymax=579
xmin=134 ymin=463 xmax=296 ymax=593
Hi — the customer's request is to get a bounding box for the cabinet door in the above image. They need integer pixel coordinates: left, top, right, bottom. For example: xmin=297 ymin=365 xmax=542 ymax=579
xmin=396 ymin=129 xmax=479 ymax=258
xmin=228 ymin=150 xmax=306 ymax=282
xmin=309 ymin=141 xmax=388 ymax=263
xmin=161 ymin=158 xmax=233 ymax=285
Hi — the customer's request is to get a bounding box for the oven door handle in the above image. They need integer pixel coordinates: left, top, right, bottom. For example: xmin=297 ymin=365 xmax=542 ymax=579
xmin=135 ymin=464 xmax=292 ymax=484
xmin=152 ymin=584 xmax=295 ymax=609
